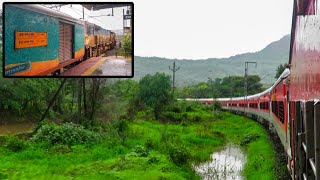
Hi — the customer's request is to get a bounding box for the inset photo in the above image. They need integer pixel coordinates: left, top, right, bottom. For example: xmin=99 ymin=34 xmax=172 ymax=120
xmin=3 ymin=2 xmax=133 ymax=77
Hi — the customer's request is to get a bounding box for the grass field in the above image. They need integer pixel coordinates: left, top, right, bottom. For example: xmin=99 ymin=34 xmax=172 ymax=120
xmin=0 ymin=112 xmax=281 ymax=179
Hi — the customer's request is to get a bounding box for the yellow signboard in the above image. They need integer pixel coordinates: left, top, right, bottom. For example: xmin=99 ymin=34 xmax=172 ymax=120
xmin=15 ymin=32 xmax=47 ymax=49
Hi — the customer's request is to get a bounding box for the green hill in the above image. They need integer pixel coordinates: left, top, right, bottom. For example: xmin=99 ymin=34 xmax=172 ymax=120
xmin=134 ymin=35 xmax=290 ymax=87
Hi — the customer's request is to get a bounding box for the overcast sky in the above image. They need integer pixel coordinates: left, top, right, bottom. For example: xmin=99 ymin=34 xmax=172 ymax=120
xmin=2 ymin=0 xmax=294 ymax=59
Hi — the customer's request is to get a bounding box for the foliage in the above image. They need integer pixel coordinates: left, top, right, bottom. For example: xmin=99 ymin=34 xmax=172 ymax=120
xmin=0 ymin=79 xmax=60 ymax=115
xmin=113 ymin=80 xmax=139 ymax=101
xmin=177 ymin=75 xmax=264 ymax=98
xmin=3 ymin=136 xmax=29 ymax=152
xmin=162 ymin=112 xmax=183 ymax=123
xmin=167 ymin=144 xmax=191 ymax=165
xmin=31 ymin=123 xmax=102 ymax=147
xmin=129 ymin=145 xmax=149 ymax=157
xmin=137 ymin=73 xmax=172 ymax=119
xmin=275 ymin=63 xmax=288 ymax=79
xmin=110 ymin=119 xmax=129 ymax=143
xmin=121 ymin=34 xmax=132 ymax=56
xmin=0 ymin=112 xmax=283 ymax=179
xmin=240 ymin=134 xmax=260 ymax=146
xmin=212 ymin=101 xmax=222 ymax=111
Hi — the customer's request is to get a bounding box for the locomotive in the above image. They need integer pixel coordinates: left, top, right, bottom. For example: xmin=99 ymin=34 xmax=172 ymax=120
xmin=4 ymin=4 xmax=116 ymax=76
xmin=187 ymin=0 xmax=320 ymax=179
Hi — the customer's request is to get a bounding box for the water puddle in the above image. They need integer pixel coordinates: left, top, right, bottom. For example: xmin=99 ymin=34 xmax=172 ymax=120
xmin=194 ymin=144 xmax=246 ymax=180
xmin=93 ymin=58 xmax=132 ymax=76
xmin=0 ymin=122 xmax=35 ymax=135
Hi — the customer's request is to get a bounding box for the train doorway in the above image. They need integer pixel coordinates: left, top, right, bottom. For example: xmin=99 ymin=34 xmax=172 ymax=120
xmin=59 ymin=22 xmax=74 ymax=63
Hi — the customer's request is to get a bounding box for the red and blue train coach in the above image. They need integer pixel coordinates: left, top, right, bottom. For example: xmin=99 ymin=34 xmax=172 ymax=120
xmin=4 ymin=4 xmax=85 ymax=76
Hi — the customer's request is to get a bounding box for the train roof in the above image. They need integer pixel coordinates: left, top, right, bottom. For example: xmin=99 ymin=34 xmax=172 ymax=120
xmin=8 ymin=4 xmax=84 ymax=25
xmin=181 ymin=68 xmax=291 ymax=103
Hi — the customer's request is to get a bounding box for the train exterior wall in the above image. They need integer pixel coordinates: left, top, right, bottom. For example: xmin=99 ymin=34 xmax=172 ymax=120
xmin=4 ymin=4 xmax=85 ymax=76
xmin=290 ymin=1 xmax=320 ymax=101
xmin=5 ymin=5 xmax=59 ymax=76
xmin=74 ymin=24 xmax=85 ymax=60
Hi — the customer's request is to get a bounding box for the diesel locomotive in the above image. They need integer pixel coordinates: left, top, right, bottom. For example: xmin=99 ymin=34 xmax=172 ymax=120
xmin=187 ymin=0 xmax=320 ymax=179
xmin=4 ymin=4 xmax=116 ymax=76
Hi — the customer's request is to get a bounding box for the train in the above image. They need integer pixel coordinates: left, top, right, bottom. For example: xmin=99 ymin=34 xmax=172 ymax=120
xmin=186 ymin=0 xmax=320 ymax=179
xmin=4 ymin=4 xmax=116 ymax=76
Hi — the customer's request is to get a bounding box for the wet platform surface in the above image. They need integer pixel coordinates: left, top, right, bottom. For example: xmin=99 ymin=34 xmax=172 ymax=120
xmin=59 ymin=57 xmax=101 ymax=76
xmin=59 ymin=56 xmax=132 ymax=76
xmin=91 ymin=57 xmax=132 ymax=76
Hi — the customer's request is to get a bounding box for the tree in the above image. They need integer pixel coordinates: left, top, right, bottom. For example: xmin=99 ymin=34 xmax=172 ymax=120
xmin=275 ymin=63 xmax=288 ymax=79
xmin=122 ymin=34 xmax=132 ymax=56
xmin=137 ymin=73 xmax=172 ymax=120
xmin=176 ymin=75 xmax=264 ymax=98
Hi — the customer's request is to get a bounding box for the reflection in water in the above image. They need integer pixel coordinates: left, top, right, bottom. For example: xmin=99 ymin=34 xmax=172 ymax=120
xmin=93 ymin=59 xmax=132 ymax=76
xmin=194 ymin=144 xmax=246 ymax=180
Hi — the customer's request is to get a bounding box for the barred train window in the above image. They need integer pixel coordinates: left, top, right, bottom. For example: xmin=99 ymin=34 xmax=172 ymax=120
xmin=259 ymin=102 xmax=269 ymax=110
xmin=272 ymin=101 xmax=285 ymax=123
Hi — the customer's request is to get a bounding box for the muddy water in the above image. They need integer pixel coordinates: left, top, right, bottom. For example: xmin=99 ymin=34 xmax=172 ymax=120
xmin=0 ymin=122 xmax=35 ymax=135
xmin=93 ymin=58 xmax=132 ymax=76
xmin=194 ymin=144 xmax=246 ymax=180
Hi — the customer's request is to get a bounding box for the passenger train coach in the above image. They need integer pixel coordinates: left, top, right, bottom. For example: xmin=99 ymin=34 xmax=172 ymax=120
xmin=187 ymin=0 xmax=320 ymax=179
xmin=4 ymin=4 xmax=116 ymax=76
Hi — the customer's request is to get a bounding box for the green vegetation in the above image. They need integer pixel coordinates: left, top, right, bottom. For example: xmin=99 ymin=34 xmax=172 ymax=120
xmin=137 ymin=73 xmax=172 ymax=119
xmin=0 ymin=73 xmax=286 ymax=179
xmin=118 ymin=34 xmax=132 ymax=57
xmin=275 ymin=63 xmax=288 ymax=79
xmin=0 ymin=105 xmax=282 ymax=179
xmin=177 ymin=75 xmax=264 ymax=98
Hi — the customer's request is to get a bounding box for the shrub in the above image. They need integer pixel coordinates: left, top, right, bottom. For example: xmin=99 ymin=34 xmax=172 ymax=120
xmin=31 ymin=122 xmax=102 ymax=147
xmin=240 ymin=134 xmax=260 ymax=146
xmin=160 ymin=127 xmax=180 ymax=144
xmin=185 ymin=106 xmax=193 ymax=112
xmin=193 ymin=115 xmax=202 ymax=122
xmin=167 ymin=144 xmax=190 ymax=165
xmin=3 ymin=136 xmax=29 ymax=152
xmin=163 ymin=112 xmax=182 ymax=123
xmin=170 ymin=106 xmax=182 ymax=113
xmin=212 ymin=110 xmax=224 ymax=120
xmin=111 ymin=119 xmax=129 ymax=143
xmin=213 ymin=101 xmax=222 ymax=111
xmin=145 ymin=138 xmax=156 ymax=150
xmin=0 ymin=171 xmax=8 ymax=179
xmin=147 ymin=156 xmax=160 ymax=164
xmin=129 ymin=145 xmax=149 ymax=157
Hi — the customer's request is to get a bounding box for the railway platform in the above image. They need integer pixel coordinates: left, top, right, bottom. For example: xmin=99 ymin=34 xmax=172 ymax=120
xmin=59 ymin=55 xmax=132 ymax=76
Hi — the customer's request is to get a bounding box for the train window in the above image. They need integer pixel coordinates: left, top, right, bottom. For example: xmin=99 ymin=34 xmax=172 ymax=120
xmin=260 ymin=102 xmax=269 ymax=110
xmin=279 ymin=101 xmax=285 ymax=123
xmin=249 ymin=103 xmax=258 ymax=108
xmin=272 ymin=101 xmax=285 ymax=123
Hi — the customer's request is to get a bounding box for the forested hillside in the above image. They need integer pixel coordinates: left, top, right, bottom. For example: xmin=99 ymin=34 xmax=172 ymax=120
xmin=134 ymin=35 xmax=290 ymax=86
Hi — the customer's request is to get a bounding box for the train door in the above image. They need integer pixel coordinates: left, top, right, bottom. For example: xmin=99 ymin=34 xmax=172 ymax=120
xmin=59 ymin=22 xmax=74 ymax=63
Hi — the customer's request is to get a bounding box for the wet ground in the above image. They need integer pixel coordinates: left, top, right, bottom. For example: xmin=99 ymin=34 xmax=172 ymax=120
xmin=92 ymin=58 xmax=132 ymax=76
xmin=0 ymin=122 xmax=35 ymax=135
xmin=194 ymin=144 xmax=246 ymax=180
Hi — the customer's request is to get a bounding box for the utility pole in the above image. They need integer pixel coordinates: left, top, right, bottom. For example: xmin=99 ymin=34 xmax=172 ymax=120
xmin=244 ymin=61 xmax=257 ymax=112
xmin=82 ymin=6 xmax=84 ymax=20
xmin=123 ymin=9 xmax=125 ymax=35
xmin=169 ymin=61 xmax=180 ymax=95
